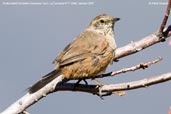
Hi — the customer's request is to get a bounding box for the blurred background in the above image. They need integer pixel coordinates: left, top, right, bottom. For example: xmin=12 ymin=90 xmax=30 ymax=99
xmin=0 ymin=0 xmax=171 ymax=113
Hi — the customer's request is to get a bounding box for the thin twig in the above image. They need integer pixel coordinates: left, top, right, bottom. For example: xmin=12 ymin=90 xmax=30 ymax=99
xmin=92 ymin=57 xmax=162 ymax=79
xmin=111 ymin=57 xmax=162 ymax=75
xmin=159 ymin=0 xmax=171 ymax=34
xmin=114 ymin=29 xmax=171 ymax=60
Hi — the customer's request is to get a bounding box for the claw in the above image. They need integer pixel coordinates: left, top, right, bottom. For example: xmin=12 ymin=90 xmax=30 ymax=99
xmin=92 ymin=79 xmax=106 ymax=97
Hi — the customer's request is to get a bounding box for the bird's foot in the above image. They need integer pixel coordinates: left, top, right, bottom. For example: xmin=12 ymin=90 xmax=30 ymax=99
xmin=92 ymin=79 xmax=108 ymax=97
xmin=92 ymin=79 xmax=125 ymax=98
xmin=75 ymin=79 xmax=88 ymax=85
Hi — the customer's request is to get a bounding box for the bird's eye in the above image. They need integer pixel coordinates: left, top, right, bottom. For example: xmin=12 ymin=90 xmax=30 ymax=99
xmin=100 ymin=20 xmax=105 ymax=23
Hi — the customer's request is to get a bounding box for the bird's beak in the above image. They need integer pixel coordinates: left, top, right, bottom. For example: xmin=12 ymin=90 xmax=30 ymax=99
xmin=114 ymin=18 xmax=120 ymax=22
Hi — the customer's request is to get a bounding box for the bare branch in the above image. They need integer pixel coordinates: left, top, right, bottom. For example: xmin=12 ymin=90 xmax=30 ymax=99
xmin=1 ymin=75 xmax=64 ymax=114
xmin=56 ymin=72 xmax=171 ymax=96
xmin=84 ymin=57 xmax=162 ymax=79
xmin=112 ymin=0 xmax=171 ymax=60
xmin=1 ymin=69 xmax=170 ymax=114
xmin=114 ymin=29 xmax=171 ymax=60
xmin=1 ymin=0 xmax=171 ymax=113
xmin=100 ymin=73 xmax=171 ymax=92
xmin=91 ymin=57 xmax=162 ymax=79
xmin=1 ymin=29 xmax=171 ymax=114
xmin=1 ymin=31 xmax=171 ymax=114
xmin=159 ymin=0 xmax=171 ymax=34
xmin=111 ymin=57 xmax=162 ymax=75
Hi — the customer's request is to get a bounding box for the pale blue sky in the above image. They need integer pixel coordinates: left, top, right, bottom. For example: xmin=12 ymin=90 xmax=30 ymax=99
xmin=0 ymin=0 xmax=171 ymax=114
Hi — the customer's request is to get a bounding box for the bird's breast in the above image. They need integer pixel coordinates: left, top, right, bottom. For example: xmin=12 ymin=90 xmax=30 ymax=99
xmin=106 ymin=34 xmax=117 ymax=50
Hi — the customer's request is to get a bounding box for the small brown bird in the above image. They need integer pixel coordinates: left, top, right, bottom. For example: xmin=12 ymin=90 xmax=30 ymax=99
xmin=29 ymin=14 xmax=120 ymax=93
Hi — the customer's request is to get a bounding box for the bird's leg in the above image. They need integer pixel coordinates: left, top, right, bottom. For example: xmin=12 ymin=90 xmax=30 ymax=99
xmin=82 ymin=79 xmax=88 ymax=85
xmin=73 ymin=79 xmax=88 ymax=90
xmin=75 ymin=79 xmax=88 ymax=85
xmin=75 ymin=79 xmax=82 ymax=85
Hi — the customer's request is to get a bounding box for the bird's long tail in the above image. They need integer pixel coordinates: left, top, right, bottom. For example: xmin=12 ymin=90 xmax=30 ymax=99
xmin=28 ymin=69 xmax=61 ymax=93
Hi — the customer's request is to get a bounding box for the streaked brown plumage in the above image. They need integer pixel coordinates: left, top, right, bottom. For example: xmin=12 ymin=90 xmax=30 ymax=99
xmin=29 ymin=14 xmax=120 ymax=93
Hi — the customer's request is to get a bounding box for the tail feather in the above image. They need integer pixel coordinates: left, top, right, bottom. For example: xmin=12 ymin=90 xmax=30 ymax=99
xmin=28 ymin=69 xmax=61 ymax=93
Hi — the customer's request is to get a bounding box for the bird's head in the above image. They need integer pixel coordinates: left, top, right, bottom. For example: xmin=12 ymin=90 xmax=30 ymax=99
xmin=88 ymin=14 xmax=120 ymax=33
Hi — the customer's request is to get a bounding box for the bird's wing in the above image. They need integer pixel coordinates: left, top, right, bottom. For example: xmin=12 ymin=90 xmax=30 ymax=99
xmin=53 ymin=29 xmax=110 ymax=67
